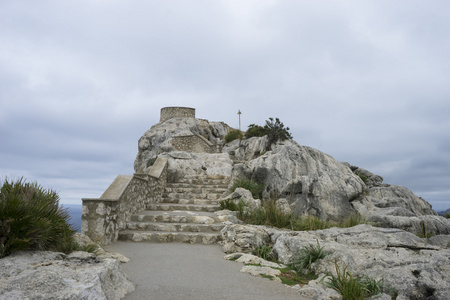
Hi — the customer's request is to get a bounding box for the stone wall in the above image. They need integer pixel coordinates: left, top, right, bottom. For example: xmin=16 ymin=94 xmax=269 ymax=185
xmin=160 ymin=106 xmax=195 ymax=123
xmin=172 ymin=134 xmax=222 ymax=153
xmin=82 ymin=165 xmax=167 ymax=245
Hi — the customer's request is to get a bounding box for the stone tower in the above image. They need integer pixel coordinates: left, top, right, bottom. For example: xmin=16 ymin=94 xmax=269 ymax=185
xmin=160 ymin=107 xmax=195 ymax=123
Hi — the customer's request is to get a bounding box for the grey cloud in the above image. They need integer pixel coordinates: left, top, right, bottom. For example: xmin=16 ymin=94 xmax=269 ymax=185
xmin=0 ymin=0 xmax=449 ymax=210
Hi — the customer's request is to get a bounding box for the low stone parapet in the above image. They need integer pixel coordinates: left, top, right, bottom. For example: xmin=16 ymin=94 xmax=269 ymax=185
xmin=82 ymin=158 xmax=167 ymax=245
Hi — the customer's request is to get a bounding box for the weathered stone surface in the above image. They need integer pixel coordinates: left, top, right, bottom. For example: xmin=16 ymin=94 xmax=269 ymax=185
xmin=0 ymin=251 xmax=134 ymax=300
xmin=221 ymin=224 xmax=450 ymax=300
xmin=132 ymin=112 xmax=448 ymax=235
xmin=214 ymin=210 xmax=243 ymax=224
xmin=234 ymin=139 xmax=365 ymax=221
xmin=159 ymin=152 xmax=233 ymax=181
xmin=351 ymin=185 xmax=450 ymax=235
xmin=240 ymin=265 xmax=281 ymax=281
xmin=134 ymin=117 xmax=231 ymax=172
xmin=221 ymin=224 xmax=270 ymax=253
xmin=222 ymin=188 xmax=261 ymax=211
xmin=223 ymin=136 xmax=269 ymax=162
xmin=224 ymin=253 xmax=285 ymax=269
xmin=276 ymin=198 xmax=292 ymax=215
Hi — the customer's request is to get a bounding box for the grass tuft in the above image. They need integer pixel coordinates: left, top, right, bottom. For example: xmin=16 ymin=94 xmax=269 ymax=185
xmin=253 ymin=245 xmax=275 ymax=261
xmin=292 ymin=240 xmax=328 ymax=271
xmin=325 ymin=259 xmax=384 ymax=300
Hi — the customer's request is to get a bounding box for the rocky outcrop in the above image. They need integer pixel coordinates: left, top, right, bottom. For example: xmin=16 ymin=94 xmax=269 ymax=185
xmin=0 ymin=250 xmax=134 ymax=300
xmin=133 ymin=113 xmax=449 ymax=233
xmin=134 ymin=117 xmax=231 ymax=173
xmin=346 ymin=165 xmax=450 ymax=235
xmin=158 ymin=151 xmax=233 ymax=182
xmin=221 ymin=223 xmax=450 ymax=300
xmin=229 ymin=139 xmax=365 ymax=221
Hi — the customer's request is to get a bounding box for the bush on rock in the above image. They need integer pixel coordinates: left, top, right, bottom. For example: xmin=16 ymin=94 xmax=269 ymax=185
xmin=0 ymin=178 xmax=79 ymax=258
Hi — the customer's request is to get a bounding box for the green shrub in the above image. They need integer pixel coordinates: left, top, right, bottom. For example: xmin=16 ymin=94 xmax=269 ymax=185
xmin=264 ymin=117 xmax=292 ymax=149
xmin=445 ymin=213 xmax=450 ymax=219
xmin=292 ymin=240 xmax=328 ymax=271
xmin=0 ymin=178 xmax=78 ymax=258
xmin=325 ymin=259 xmax=384 ymax=300
xmin=243 ymin=118 xmax=293 ymax=150
xmin=224 ymin=129 xmax=243 ymax=143
xmin=354 ymin=172 xmax=368 ymax=185
xmin=230 ymin=179 xmax=264 ymax=199
xmin=245 ymin=124 xmax=266 ymax=138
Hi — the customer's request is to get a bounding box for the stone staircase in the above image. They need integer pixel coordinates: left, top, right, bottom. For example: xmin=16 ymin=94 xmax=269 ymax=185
xmin=118 ymin=175 xmax=230 ymax=244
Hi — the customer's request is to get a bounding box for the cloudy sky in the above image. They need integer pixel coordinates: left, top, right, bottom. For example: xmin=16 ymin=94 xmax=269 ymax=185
xmin=1 ymin=1 xmax=449 ymax=211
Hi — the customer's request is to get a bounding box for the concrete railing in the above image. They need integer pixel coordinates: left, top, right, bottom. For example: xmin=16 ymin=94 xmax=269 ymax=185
xmin=81 ymin=157 xmax=168 ymax=245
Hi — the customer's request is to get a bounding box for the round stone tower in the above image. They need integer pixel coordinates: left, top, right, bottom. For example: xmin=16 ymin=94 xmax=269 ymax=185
xmin=160 ymin=106 xmax=196 ymax=123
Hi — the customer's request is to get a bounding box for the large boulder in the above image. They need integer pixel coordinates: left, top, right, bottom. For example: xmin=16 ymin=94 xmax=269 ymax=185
xmin=231 ymin=139 xmax=365 ymax=221
xmin=0 ymin=251 xmax=134 ymax=300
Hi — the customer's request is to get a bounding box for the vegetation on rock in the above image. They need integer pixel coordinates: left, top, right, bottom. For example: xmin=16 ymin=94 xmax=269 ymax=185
xmin=244 ymin=117 xmax=293 ymax=149
xmin=221 ymin=195 xmax=366 ymax=232
xmin=230 ymin=179 xmax=264 ymax=199
xmin=0 ymin=178 xmax=93 ymax=258
xmin=224 ymin=129 xmax=243 ymax=143
xmin=325 ymin=259 xmax=386 ymax=300
xmin=292 ymin=240 xmax=328 ymax=271
xmin=245 ymin=124 xmax=266 ymax=138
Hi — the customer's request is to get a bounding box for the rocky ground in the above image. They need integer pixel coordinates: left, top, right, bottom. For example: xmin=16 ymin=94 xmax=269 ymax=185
xmin=0 ymin=235 xmax=134 ymax=300
xmin=220 ymin=221 xmax=450 ymax=300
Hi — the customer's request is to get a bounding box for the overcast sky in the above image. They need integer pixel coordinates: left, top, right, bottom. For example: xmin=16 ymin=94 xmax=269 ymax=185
xmin=1 ymin=1 xmax=449 ymax=211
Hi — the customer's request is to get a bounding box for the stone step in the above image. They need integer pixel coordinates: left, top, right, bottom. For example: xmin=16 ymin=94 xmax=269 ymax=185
xmin=126 ymin=221 xmax=225 ymax=232
xmin=172 ymin=177 xmax=230 ymax=186
xmin=159 ymin=198 xmax=219 ymax=205
xmin=162 ymin=192 xmax=223 ymax=201
xmin=147 ymin=203 xmax=220 ymax=212
xmin=164 ymin=186 xmax=229 ymax=195
xmin=118 ymin=230 xmax=221 ymax=244
xmin=130 ymin=210 xmax=221 ymax=224
xmin=165 ymin=183 xmax=229 ymax=189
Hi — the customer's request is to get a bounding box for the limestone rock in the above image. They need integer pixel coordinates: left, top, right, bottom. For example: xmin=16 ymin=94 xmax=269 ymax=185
xmin=351 ymin=185 xmax=450 ymax=235
xmin=222 ymin=188 xmax=261 ymax=211
xmin=236 ymin=140 xmax=365 ymax=221
xmin=221 ymin=224 xmax=270 ymax=253
xmin=276 ymin=198 xmax=292 ymax=215
xmin=240 ymin=265 xmax=281 ymax=281
xmin=223 ymin=136 xmax=269 ymax=162
xmin=0 ymin=251 xmax=134 ymax=300
xmin=158 ymin=151 xmax=233 ymax=181
xmin=221 ymin=224 xmax=450 ymax=299
xmin=224 ymin=253 xmax=285 ymax=269
xmin=134 ymin=117 xmax=231 ymax=173
xmin=214 ymin=210 xmax=242 ymax=224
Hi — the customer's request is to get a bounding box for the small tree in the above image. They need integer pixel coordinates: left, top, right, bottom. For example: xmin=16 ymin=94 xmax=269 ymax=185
xmin=264 ymin=117 xmax=293 ymax=149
